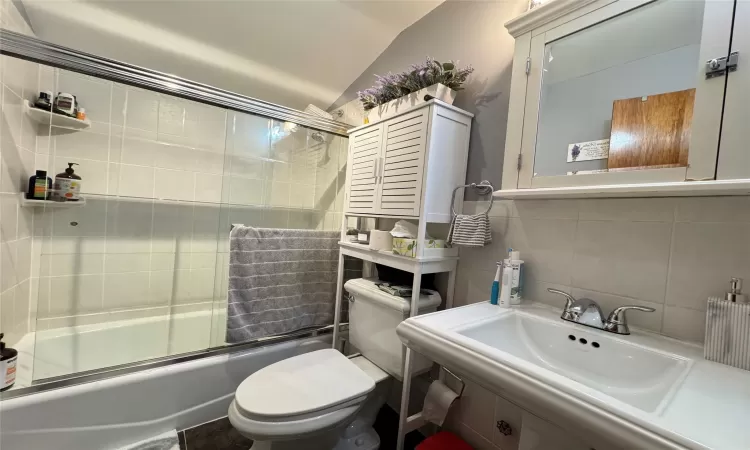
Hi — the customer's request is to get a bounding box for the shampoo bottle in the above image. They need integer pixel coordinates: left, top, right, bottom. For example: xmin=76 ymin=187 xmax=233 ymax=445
xmin=26 ymin=170 xmax=52 ymax=200
xmin=0 ymin=333 xmax=17 ymax=392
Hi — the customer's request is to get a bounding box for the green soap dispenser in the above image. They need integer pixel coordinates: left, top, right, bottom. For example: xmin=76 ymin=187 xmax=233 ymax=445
xmin=0 ymin=333 xmax=17 ymax=392
xmin=54 ymin=162 xmax=82 ymax=201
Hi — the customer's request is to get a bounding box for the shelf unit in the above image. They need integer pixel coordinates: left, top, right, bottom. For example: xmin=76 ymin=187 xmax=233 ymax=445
xmin=23 ymin=100 xmax=91 ymax=130
xmin=19 ymin=193 xmax=87 ymax=208
xmin=331 ymin=100 xmax=474 ymax=450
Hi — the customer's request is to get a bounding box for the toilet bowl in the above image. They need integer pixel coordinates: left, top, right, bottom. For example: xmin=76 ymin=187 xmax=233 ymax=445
xmin=228 ymin=349 xmax=389 ymax=450
xmin=228 ymin=278 xmax=441 ymax=450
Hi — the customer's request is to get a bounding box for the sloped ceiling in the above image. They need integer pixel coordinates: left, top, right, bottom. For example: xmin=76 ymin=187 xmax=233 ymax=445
xmin=22 ymin=0 xmax=442 ymax=110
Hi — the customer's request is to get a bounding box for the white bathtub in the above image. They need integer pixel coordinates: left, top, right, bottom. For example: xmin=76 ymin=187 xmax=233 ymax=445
xmin=13 ymin=308 xmax=227 ymax=383
xmin=0 ymin=335 xmax=329 ymax=450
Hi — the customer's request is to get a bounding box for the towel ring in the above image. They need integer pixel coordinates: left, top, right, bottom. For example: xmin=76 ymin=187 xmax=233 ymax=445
xmin=450 ymin=180 xmax=494 ymax=217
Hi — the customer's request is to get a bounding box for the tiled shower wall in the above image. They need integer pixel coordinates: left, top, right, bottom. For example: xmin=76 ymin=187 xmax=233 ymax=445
xmin=0 ymin=0 xmax=39 ymax=347
xmin=457 ymin=197 xmax=750 ymax=344
xmin=29 ymin=69 xmax=347 ymax=333
xmin=2 ymin=36 xmax=347 ymax=342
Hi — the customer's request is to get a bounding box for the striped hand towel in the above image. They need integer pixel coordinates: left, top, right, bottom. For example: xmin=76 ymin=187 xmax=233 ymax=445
xmin=226 ymin=227 xmax=340 ymax=344
xmin=447 ymin=213 xmax=492 ymax=247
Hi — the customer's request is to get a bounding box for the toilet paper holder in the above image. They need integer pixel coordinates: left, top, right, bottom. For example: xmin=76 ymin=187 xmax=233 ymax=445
xmin=441 ymin=366 xmax=465 ymax=397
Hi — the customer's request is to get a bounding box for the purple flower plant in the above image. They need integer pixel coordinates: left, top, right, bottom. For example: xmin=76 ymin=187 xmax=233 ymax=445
xmin=357 ymin=57 xmax=474 ymax=111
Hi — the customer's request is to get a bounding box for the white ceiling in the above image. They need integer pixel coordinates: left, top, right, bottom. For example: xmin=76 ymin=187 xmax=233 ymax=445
xmin=22 ymin=0 xmax=442 ymax=110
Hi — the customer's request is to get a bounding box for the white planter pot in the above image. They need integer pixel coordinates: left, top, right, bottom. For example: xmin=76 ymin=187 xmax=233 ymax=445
xmin=366 ymin=83 xmax=457 ymax=123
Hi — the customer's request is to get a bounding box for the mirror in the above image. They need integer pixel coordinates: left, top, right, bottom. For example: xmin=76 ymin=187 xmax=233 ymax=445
xmin=533 ymin=0 xmax=705 ymax=178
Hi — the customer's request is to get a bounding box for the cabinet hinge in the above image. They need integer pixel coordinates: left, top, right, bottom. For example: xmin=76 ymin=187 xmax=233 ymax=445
xmin=517 ymin=154 xmax=522 ymax=171
xmin=706 ymin=52 xmax=739 ymax=79
xmin=525 ymin=57 xmax=531 ymax=76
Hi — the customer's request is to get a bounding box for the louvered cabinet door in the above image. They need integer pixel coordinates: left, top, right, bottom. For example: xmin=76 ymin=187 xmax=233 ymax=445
xmin=345 ymin=124 xmax=383 ymax=214
xmin=377 ymin=109 xmax=429 ymax=216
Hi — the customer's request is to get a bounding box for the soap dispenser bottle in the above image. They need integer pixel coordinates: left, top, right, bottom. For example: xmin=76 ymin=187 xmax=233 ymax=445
xmin=54 ymin=162 xmax=82 ymax=201
xmin=0 ymin=333 xmax=17 ymax=392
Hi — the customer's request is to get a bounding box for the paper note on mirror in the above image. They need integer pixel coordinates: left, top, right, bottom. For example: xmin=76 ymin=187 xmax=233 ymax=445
xmin=567 ymin=139 xmax=610 ymax=162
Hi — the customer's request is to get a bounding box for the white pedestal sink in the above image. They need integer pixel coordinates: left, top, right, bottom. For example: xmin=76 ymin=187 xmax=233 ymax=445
xmin=458 ymin=313 xmax=691 ymax=413
xmin=397 ymin=302 xmax=750 ymax=450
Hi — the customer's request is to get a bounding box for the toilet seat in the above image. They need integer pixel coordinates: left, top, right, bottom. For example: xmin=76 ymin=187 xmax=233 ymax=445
xmin=230 ymin=349 xmax=376 ymax=440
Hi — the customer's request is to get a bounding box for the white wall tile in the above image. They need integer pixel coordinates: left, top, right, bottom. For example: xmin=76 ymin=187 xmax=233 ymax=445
xmin=40 ymin=274 xmax=104 ymax=317
xmin=103 ymin=272 xmax=150 ymax=310
xmin=155 ymin=168 xmax=194 ymax=201
xmin=666 ymin=222 xmax=750 ymax=310
xmin=149 ymin=270 xmax=174 ymax=305
xmin=577 ymin=198 xmax=675 ymax=222
xmin=675 ymin=196 xmax=750 ymax=222
xmin=662 ymin=306 xmax=705 ymax=343
xmin=116 ymin=164 xmax=155 ymax=197
xmin=194 ymin=174 xmax=222 ymax=203
xmin=54 ymin=129 xmax=110 ymax=162
xmin=124 ymin=88 xmax=159 ymax=132
xmin=104 ymin=253 xmax=150 ymax=273
xmin=40 ymin=253 xmax=103 ymax=277
xmin=228 ymin=176 xmax=264 ymax=205
xmin=572 ymin=220 xmax=672 ymax=303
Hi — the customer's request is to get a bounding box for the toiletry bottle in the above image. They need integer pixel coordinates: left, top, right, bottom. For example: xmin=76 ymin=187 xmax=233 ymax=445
xmin=27 ymin=170 xmax=52 ymax=200
xmin=490 ymin=262 xmax=501 ymax=305
xmin=54 ymin=162 xmax=82 ymax=201
xmin=53 ymin=92 xmax=76 ymax=117
xmin=503 ymin=250 xmax=525 ymax=305
xmin=726 ymin=278 xmax=748 ymax=303
xmin=34 ymin=91 xmax=53 ymax=111
xmin=498 ymin=250 xmax=513 ymax=308
xmin=0 ymin=333 xmax=18 ymax=392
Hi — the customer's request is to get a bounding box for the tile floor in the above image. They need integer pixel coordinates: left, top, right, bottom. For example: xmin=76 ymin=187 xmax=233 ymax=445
xmin=176 ymin=406 xmax=424 ymax=450
xmin=178 ymin=417 xmax=253 ymax=450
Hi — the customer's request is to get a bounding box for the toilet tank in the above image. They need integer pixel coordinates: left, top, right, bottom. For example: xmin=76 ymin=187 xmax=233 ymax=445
xmin=344 ymin=278 xmax=441 ymax=379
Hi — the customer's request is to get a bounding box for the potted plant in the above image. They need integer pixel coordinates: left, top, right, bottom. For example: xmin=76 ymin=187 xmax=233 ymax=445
xmin=357 ymin=57 xmax=474 ymax=123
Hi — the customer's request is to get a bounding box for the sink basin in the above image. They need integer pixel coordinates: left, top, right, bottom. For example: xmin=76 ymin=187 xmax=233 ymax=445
xmin=457 ymin=313 xmax=691 ymax=413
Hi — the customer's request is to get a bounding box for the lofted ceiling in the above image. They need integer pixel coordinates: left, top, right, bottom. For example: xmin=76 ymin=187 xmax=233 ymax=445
xmin=21 ymin=0 xmax=442 ymax=110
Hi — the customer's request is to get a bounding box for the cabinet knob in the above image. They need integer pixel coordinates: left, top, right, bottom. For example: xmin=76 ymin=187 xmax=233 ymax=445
xmin=496 ymin=420 xmax=512 ymax=436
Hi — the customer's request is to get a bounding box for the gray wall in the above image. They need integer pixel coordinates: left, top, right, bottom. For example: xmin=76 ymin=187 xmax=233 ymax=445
xmin=329 ymin=0 xmax=529 ymax=200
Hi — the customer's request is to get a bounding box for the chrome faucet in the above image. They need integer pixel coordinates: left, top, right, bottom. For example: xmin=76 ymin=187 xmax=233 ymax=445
xmin=547 ymin=288 xmax=655 ymax=335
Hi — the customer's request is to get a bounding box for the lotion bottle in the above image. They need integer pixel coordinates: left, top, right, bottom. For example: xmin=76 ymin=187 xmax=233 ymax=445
xmin=498 ymin=249 xmax=513 ymax=308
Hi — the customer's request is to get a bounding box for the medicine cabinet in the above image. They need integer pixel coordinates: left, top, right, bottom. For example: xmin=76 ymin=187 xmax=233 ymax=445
xmin=500 ymin=0 xmax=749 ymax=196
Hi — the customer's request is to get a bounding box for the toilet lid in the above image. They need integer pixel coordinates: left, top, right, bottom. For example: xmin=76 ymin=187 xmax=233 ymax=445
xmin=235 ymin=349 xmax=375 ymax=419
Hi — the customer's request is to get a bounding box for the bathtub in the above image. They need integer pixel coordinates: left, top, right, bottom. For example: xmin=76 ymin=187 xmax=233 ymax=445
xmin=0 ymin=334 xmax=330 ymax=450
xmin=13 ymin=308 xmax=227 ymax=383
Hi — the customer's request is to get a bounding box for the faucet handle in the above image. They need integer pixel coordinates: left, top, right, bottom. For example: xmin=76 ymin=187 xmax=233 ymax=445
xmin=547 ymin=288 xmax=576 ymax=310
xmin=605 ymin=305 xmax=656 ymax=334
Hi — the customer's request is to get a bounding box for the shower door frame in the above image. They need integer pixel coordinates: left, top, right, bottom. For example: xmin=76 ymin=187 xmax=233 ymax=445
xmin=0 ymin=29 xmax=350 ymax=400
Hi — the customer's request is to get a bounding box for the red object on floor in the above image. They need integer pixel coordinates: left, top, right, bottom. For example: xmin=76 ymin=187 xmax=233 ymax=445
xmin=416 ymin=431 xmax=473 ymax=450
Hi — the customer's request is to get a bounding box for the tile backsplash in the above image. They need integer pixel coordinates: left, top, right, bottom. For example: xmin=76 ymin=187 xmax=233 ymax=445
xmin=456 ymin=197 xmax=750 ymax=344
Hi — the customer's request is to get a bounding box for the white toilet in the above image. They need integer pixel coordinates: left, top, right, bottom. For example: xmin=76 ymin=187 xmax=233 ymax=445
xmin=228 ymin=278 xmax=441 ymax=450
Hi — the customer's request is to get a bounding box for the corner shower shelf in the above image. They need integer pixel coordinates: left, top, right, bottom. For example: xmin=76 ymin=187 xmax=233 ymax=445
xmin=20 ymin=193 xmax=87 ymax=208
xmin=23 ymin=100 xmax=91 ymax=130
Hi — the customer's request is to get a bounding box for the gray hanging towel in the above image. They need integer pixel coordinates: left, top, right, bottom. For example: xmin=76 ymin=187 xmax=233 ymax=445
xmin=226 ymin=226 xmax=340 ymax=344
xmin=447 ymin=213 xmax=492 ymax=247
